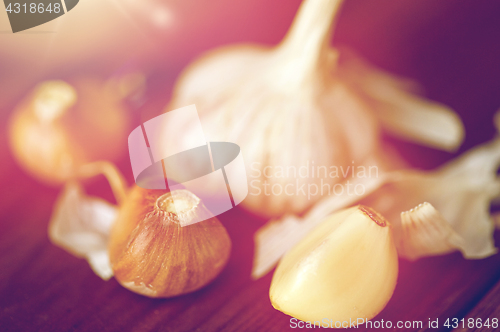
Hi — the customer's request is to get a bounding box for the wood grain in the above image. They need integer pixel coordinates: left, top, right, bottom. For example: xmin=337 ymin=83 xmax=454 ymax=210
xmin=1 ymin=173 xmax=500 ymax=332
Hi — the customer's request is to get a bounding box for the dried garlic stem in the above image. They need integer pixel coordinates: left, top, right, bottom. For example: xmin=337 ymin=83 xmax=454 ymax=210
xmin=280 ymin=0 xmax=343 ymax=74
xmin=76 ymin=161 xmax=128 ymax=205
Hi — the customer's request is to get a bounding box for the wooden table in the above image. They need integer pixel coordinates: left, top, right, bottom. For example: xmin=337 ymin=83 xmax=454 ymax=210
xmin=1 ymin=163 xmax=500 ymax=332
xmin=2 ymin=1 xmax=500 ymax=331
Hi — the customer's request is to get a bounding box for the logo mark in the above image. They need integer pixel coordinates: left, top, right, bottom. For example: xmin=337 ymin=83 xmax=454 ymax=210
xmin=4 ymin=0 xmax=79 ymax=33
xmin=128 ymin=105 xmax=248 ymax=226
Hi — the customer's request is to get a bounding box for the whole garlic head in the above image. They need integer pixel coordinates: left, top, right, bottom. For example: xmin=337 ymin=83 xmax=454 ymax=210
xmin=270 ymin=205 xmax=398 ymax=326
xmin=161 ymin=0 xmax=463 ymax=218
xmin=162 ymin=0 xmax=378 ymax=218
xmin=109 ymin=187 xmax=231 ymax=298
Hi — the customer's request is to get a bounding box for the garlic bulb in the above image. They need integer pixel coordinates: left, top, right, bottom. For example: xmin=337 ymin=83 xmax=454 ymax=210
xmin=8 ymin=77 xmax=132 ymax=185
xmin=253 ymin=124 xmax=500 ymax=278
xmin=48 ymin=160 xmax=231 ymax=297
xmin=108 ymin=187 xmax=232 ymax=298
xmin=270 ymin=205 xmax=398 ymax=326
xmin=160 ymin=0 xmax=463 ymax=218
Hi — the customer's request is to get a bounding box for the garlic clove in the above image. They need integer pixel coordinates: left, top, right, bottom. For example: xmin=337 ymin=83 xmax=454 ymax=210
xmin=252 ymin=176 xmax=386 ymax=279
xmin=253 ymin=122 xmax=500 ymax=278
xmin=109 ymin=187 xmax=231 ymax=298
xmin=254 ymin=93 xmax=498 ymax=275
xmin=399 ymin=202 xmax=466 ymax=260
xmin=270 ymin=205 xmax=398 ymax=326
xmin=48 ymin=182 xmax=117 ymax=280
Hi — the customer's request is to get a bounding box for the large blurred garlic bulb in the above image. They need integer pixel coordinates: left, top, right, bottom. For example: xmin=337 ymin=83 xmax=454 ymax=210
xmin=161 ymin=0 xmax=463 ymax=218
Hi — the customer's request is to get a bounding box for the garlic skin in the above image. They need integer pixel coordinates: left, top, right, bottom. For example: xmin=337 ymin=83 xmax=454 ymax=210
xmin=109 ymin=187 xmax=231 ymax=298
xmin=48 ymin=161 xmax=128 ymax=280
xmin=160 ymin=0 xmax=463 ymax=218
xmin=49 ymin=182 xmax=117 ymax=280
xmin=361 ymin=134 xmax=500 ymax=259
xmin=399 ymin=202 xmax=466 ymax=260
xmin=270 ymin=205 xmax=398 ymax=326
xmin=8 ymin=78 xmax=131 ymax=185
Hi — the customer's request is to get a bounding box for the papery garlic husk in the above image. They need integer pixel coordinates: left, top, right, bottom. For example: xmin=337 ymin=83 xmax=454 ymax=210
xmin=253 ymin=129 xmax=500 ymax=279
xmin=336 ymin=52 xmax=464 ymax=152
xmin=109 ymin=187 xmax=231 ymax=298
xmin=361 ymin=134 xmax=500 ymax=259
xmin=159 ymin=0 xmax=463 ymax=218
xmin=49 ymin=182 xmax=118 ymax=280
xmin=399 ymin=202 xmax=466 ymax=260
xmin=8 ymin=78 xmax=132 ymax=185
xmin=270 ymin=205 xmax=398 ymax=326
xmin=48 ymin=161 xmax=128 ymax=280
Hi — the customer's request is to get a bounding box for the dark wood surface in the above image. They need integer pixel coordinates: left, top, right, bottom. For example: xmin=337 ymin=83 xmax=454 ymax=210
xmin=2 ymin=1 xmax=500 ymax=331
xmin=1 ymin=148 xmax=500 ymax=332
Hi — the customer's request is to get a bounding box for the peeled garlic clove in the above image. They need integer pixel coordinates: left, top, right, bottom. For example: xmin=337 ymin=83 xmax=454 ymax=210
xmin=252 ymin=176 xmax=386 ymax=279
xmin=254 ymin=125 xmax=500 ymax=278
xmin=399 ymin=202 xmax=466 ymax=260
xmin=270 ymin=205 xmax=398 ymax=326
xmin=109 ymin=187 xmax=231 ymax=298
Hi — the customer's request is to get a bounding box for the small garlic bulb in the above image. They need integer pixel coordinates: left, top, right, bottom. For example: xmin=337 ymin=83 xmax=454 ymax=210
xmin=270 ymin=205 xmax=398 ymax=326
xmin=8 ymin=78 xmax=131 ymax=185
xmin=161 ymin=0 xmax=463 ymax=218
xmin=108 ymin=187 xmax=231 ymax=298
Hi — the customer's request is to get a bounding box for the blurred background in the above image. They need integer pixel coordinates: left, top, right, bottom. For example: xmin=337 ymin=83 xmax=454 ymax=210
xmin=2 ymin=0 xmax=500 ymax=188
